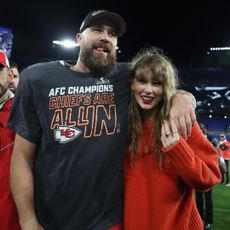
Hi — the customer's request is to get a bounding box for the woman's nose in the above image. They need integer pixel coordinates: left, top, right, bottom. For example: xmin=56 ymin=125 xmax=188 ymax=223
xmin=144 ymin=83 xmax=152 ymax=92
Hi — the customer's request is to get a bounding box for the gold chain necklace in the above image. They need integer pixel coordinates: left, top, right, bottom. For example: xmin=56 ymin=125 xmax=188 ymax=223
xmin=143 ymin=129 xmax=154 ymax=153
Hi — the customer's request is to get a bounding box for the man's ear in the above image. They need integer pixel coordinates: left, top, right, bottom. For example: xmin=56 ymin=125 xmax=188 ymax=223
xmin=76 ymin=33 xmax=81 ymax=44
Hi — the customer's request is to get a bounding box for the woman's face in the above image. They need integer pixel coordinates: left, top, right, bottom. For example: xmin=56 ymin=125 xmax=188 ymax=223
xmin=132 ymin=72 xmax=163 ymax=115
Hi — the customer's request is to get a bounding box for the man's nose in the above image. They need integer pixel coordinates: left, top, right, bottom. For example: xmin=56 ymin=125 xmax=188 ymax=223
xmin=100 ymin=31 xmax=111 ymax=40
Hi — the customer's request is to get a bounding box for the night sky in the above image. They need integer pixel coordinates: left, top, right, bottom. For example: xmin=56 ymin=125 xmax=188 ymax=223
xmin=1 ymin=0 xmax=230 ymax=68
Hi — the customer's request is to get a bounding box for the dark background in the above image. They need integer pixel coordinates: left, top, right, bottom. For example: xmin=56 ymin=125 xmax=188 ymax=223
xmin=1 ymin=0 xmax=230 ymax=68
xmin=1 ymin=0 xmax=230 ymax=120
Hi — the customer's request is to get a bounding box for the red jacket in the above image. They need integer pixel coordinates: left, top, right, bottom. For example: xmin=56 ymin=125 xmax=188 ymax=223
xmin=219 ymin=140 xmax=230 ymax=160
xmin=124 ymin=121 xmax=221 ymax=230
xmin=0 ymin=98 xmax=21 ymax=230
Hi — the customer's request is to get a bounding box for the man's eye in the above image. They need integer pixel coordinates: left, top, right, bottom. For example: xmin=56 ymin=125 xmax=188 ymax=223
xmin=109 ymin=32 xmax=117 ymax=37
xmin=93 ymin=28 xmax=101 ymax=32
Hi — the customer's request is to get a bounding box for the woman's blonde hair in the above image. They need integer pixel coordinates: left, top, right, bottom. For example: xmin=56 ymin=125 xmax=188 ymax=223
xmin=127 ymin=46 xmax=179 ymax=164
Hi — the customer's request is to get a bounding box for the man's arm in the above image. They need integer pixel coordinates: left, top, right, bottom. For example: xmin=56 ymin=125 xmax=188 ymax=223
xmin=10 ymin=134 xmax=44 ymax=230
xmin=170 ymin=90 xmax=196 ymax=139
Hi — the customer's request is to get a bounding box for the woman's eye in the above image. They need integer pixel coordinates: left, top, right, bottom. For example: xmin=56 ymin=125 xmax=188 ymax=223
xmin=137 ymin=79 xmax=146 ymax=84
xmin=153 ymin=81 xmax=162 ymax=85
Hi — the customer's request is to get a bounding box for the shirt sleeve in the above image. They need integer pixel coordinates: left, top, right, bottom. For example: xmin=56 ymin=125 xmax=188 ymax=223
xmin=162 ymin=122 xmax=221 ymax=191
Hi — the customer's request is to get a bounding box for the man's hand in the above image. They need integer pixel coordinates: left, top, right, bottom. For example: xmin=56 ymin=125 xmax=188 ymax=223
xmin=170 ymin=90 xmax=196 ymax=139
xmin=20 ymin=219 xmax=45 ymax=230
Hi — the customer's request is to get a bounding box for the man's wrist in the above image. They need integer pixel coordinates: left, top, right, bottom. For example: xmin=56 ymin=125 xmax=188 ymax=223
xmin=174 ymin=90 xmax=196 ymax=109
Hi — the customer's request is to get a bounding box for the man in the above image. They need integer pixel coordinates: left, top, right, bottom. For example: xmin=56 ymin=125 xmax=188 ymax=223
xmin=195 ymin=124 xmax=215 ymax=230
xmin=219 ymin=133 xmax=230 ymax=186
xmin=0 ymin=50 xmax=21 ymax=230
xmin=8 ymin=10 xmax=196 ymax=230
xmin=9 ymin=59 xmax=20 ymax=93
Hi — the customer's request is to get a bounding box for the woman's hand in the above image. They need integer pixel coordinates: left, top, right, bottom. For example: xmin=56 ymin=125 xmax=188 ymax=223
xmin=161 ymin=119 xmax=180 ymax=149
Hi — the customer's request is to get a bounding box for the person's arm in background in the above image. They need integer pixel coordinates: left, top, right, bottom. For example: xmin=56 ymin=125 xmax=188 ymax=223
xmin=10 ymin=134 xmax=44 ymax=230
xmin=170 ymin=90 xmax=197 ymax=140
xmin=224 ymin=140 xmax=230 ymax=149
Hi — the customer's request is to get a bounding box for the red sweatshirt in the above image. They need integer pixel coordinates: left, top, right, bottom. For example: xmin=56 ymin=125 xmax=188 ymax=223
xmin=0 ymin=98 xmax=21 ymax=230
xmin=124 ymin=121 xmax=221 ymax=230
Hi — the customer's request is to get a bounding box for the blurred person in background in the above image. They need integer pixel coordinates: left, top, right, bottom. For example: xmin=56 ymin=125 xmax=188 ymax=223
xmin=0 ymin=50 xmax=21 ymax=230
xmin=9 ymin=59 xmax=20 ymax=93
xmin=219 ymin=133 xmax=230 ymax=186
xmin=195 ymin=124 xmax=216 ymax=230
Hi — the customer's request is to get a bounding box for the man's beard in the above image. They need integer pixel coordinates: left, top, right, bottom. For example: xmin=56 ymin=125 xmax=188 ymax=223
xmin=80 ymin=46 xmax=116 ymax=73
xmin=0 ymin=85 xmax=7 ymax=98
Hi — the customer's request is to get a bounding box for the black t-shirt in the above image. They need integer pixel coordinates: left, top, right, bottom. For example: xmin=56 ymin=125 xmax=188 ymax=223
xmin=8 ymin=61 xmax=131 ymax=230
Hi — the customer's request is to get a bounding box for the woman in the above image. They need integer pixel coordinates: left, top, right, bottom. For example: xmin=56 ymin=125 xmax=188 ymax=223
xmin=123 ymin=47 xmax=221 ymax=230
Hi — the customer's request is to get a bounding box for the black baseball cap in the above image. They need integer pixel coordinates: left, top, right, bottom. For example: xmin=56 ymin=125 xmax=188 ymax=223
xmin=79 ymin=10 xmax=127 ymax=37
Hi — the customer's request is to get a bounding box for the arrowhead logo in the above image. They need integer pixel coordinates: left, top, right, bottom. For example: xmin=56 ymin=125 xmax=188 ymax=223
xmin=54 ymin=126 xmax=82 ymax=144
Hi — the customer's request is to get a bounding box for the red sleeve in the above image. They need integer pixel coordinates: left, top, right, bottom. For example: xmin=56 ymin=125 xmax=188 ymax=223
xmin=224 ymin=141 xmax=230 ymax=148
xmin=162 ymin=122 xmax=221 ymax=191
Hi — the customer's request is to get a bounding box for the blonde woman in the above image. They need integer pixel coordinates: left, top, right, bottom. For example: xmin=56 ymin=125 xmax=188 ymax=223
xmin=123 ymin=47 xmax=221 ymax=230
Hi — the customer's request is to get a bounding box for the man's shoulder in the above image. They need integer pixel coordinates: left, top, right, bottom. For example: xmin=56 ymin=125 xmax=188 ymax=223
xmin=109 ymin=62 xmax=131 ymax=77
xmin=23 ymin=60 xmax=61 ymax=72
xmin=20 ymin=61 xmax=65 ymax=82
xmin=115 ymin=61 xmax=131 ymax=70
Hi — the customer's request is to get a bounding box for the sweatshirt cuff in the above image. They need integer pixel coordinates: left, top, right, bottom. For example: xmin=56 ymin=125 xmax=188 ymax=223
xmin=161 ymin=137 xmax=195 ymax=169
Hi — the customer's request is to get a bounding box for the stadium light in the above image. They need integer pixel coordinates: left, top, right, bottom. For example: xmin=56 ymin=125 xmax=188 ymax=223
xmin=53 ymin=39 xmax=79 ymax=48
xmin=53 ymin=39 xmax=121 ymax=52
xmin=209 ymin=47 xmax=230 ymax=51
